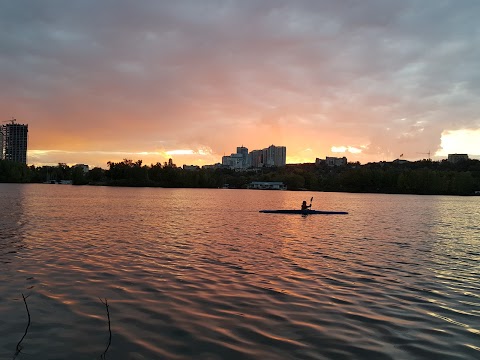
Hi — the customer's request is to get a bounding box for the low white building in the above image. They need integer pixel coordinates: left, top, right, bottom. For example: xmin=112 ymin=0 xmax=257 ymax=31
xmin=248 ymin=181 xmax=287 ymax=190
xmin=316 ymin=157 xmax=348 ymax=166
xmin=222 ymin=153 xmax=244 ymax=169
xmin=326 ymin=156 xmax=347 ymax=167
xmin=448 ymin=154 xmax=469 ymax=163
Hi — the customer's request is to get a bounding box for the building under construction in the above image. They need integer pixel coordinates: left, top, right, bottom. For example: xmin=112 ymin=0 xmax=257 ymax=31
xmin=1 ymin=119 xmax=28 ymax=164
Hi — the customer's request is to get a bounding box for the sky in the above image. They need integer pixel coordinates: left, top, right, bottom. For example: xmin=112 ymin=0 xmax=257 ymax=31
xmin=1 ymin=0 xmax=480 ymax=168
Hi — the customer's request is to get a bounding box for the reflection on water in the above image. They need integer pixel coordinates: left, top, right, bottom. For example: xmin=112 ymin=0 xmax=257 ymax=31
xmin=0 ymin=184 xmax=479 ymax=359
xmin=0 ymin=184 xmax=27 ymax=264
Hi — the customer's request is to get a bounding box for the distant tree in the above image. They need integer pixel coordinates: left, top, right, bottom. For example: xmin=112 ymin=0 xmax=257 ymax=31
xmin=0 ymin=160 xmax=31 ymax=183
xmin=55 ymin=163 xmax=72 ymax=181
xmin=281 ymin=173 xmax=305 ymax=190
xmin=450 ymin=171 xmax=475 ymax=195
xmin=105 ymin=159 xmax=149 ymax=185
xmin=87 ymin=167 xmax=105 ymax=183
xmin=94 ymin=158 xmax=480 ymax=195
xmin=72 ymin=166 xmax=88 ymax=185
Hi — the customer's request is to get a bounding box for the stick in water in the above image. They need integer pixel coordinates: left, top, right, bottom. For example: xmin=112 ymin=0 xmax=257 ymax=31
xmin=13 ymin=294 xmax=31 ymax=360
xmin=99 ymin=298 xmax=112 ymax=360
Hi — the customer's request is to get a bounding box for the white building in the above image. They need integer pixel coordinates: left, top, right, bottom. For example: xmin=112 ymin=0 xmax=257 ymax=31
xmin=325 ymin=156 xmax=347 ymax=167
xmin=222 ymin=153 xmax=244 ymax=169
xmin=248 ymin=181 xmax=287 ymax=190
xmin=237 ymin=146 xmax=249 ymax=167
xmin=448 ymin=154 xmax=469 ymax=163
xmin=249 ymin=149 xmax=263 ymax=168
xmin=220 ymin=144 xmax=286 ymax=169
xmin=262 ymin=145 xmax=286 ymax=167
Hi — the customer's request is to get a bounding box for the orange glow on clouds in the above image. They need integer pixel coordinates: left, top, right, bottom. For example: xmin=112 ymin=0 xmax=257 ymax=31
xmin=331 ymin=146 xmax=363 ymax=154
xmin=4 ymin=2 xmax=480 ymax=167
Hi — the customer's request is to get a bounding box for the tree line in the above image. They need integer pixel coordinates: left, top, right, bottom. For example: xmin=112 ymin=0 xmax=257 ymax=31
xmin=1 ymin=158 xmax=479 ymax=196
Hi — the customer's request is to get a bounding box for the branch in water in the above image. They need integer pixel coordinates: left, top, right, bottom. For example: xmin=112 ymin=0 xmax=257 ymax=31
xmin=99 ymin=298 xmax=111 ymax=360
xmin=13 ymin=293 xmax=31 ymax=360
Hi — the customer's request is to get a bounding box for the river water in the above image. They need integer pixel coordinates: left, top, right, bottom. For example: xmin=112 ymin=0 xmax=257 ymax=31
xmin=0 ymin=184 xmax=479 ymax=360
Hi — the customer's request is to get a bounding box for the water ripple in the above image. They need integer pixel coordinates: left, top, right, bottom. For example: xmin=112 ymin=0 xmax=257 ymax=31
xmin=1 ymin=185 xmax=479 ymax=359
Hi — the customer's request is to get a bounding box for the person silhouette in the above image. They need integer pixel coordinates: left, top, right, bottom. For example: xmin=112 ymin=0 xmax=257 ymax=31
xmin=301 ymin=200 xmax=311 ymax=211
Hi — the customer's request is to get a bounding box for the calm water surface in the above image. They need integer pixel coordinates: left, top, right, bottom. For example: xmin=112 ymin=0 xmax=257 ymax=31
xmin=1 ymin=184 xmax=479 ymax=360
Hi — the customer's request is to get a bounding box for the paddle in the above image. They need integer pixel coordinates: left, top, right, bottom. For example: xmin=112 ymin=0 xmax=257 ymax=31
xmin=309 ymin=197 xmax=313 ymax=209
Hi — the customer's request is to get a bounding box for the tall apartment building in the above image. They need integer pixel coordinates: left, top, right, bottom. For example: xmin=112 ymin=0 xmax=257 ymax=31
xmin=274 ymin=145 xmax=287 ymax=166
xmin=236 ymin=146 xmax=249 ymax=167
xmin=262 ymin=145 xmax=286 ymax=167
xmin=0 ymin=120 xmax=28 ymax=164
xmin=248 ymin=149 xmax=263 ymax=168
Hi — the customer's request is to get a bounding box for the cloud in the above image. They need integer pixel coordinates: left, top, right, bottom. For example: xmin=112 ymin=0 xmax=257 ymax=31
xmin=437 ymin=129 xmax=480 ymax=156
xmin=2 ymin=0 xmax=480 ymax=166
xmin=331 ymin=146 xmax=363 ymax=154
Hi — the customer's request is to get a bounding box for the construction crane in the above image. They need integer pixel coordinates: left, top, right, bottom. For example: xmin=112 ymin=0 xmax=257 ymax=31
xmin=2 ymin=118 xmax=17 ymax=124
xmin=416 ymin=151 xmax=431 ymax=160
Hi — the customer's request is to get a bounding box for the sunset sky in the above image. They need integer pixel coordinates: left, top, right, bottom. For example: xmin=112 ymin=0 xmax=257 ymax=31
xmin=2 ymin=0 xmax=480 ymax=168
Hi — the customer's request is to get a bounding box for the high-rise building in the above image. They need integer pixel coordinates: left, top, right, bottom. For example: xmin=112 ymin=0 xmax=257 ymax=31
xmin=236 ymin=146 xmax=248 ymax=157
xmin=236 ymin=146 xmax=249 ymax=167
xmin=273 ymin=145 xmax=286 ymax=166
xmin=262 ymin=145 xmax=286 ymax=167
xmin=249 ymin=150 xmax=263 ymax=168
xmin=1 ymin=120 xmax=28 ymax=164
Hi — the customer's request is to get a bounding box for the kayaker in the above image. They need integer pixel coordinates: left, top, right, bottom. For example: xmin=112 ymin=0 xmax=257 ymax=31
xmin=301 ymin=200 xmax=311 ymax=211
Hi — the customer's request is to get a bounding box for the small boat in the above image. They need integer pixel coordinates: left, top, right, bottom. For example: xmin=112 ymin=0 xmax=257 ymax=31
xmin=259 ymin=209 xmax=348 ymax=215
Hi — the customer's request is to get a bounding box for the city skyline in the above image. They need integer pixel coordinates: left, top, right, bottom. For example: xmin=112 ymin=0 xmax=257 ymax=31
xmin=2 ymin=1 xmax=480 ymax=168
xmin=222 ymin=145 xmax=287 ymax=169
xmin=18 ymin=139 xmax=476 ymax=170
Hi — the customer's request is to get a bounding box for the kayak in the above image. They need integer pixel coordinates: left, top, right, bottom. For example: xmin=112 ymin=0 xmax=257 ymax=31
xmin=260 ymin=209 xmax=348 ymax=215
xmin=259 ymin=209 xmax=348 ymax=215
